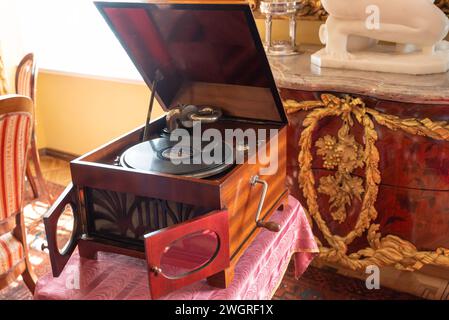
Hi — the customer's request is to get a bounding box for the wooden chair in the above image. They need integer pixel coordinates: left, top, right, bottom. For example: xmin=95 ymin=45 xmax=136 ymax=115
xmin=0 ymin=95 xmax=37 ymax=293
xmin=15 ymin=53 xmax=52 ymax=203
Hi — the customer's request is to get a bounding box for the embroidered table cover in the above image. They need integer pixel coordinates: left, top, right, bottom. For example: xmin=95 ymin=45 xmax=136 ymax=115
xmin=34 ymin=196 xmax=318 ymax=300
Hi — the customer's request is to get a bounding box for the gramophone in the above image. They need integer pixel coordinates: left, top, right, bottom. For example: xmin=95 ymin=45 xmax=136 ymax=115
xmin=43 ymin=0 xmax=288 ymax=299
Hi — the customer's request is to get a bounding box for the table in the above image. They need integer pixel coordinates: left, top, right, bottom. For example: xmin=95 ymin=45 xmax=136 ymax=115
xmin=34 ymin=196 xmax=318 ymax=300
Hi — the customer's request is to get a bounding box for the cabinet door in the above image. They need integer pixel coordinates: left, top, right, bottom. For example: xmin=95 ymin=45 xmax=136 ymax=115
xmin=43 ymin=183 xmax=81 ymax=276
xmin=144 ymin=210 xmax=229 ymax=299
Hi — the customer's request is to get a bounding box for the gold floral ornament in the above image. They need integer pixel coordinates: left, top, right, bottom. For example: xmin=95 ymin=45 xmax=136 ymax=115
xmin=284 ymin=94 xmax=449 ymax=271
xmin=315 ymin=124 xmax=364 ymax=223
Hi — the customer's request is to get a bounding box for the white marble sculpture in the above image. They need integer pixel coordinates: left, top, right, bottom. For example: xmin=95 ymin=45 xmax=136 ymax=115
xmin=311 ymin=0 xmax=449 ymax=74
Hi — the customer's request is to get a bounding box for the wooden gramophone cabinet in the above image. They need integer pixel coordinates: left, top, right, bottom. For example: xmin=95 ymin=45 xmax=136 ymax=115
xmin=43 ymin=1 xmax=289 ymax=299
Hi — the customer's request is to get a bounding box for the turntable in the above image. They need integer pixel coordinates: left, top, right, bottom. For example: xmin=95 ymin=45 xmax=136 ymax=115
xmin=120 ymin=105 xmax=235 ymax=178
xmin=43 ymin=1 xmax=288 ymax=299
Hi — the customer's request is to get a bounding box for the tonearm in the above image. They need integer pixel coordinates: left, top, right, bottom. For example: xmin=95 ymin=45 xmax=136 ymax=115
xmin=142 ymin=69 xmax=164 ymax=142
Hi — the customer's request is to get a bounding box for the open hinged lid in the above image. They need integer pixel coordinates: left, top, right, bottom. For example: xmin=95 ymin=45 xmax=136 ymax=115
xmin=95 ymin=1 xmax=287 ymax=123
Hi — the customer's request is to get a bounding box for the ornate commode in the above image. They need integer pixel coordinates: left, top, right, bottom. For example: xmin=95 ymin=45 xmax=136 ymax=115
xmin=270 ymin=46 xmax=449 ymax=272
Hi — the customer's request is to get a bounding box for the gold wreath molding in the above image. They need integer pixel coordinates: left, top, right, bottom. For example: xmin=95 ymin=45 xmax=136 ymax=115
xmin=284 ymin=94 xmax=449 ymax=271
xmin=251 ymin=0 xmax=449 ymax=21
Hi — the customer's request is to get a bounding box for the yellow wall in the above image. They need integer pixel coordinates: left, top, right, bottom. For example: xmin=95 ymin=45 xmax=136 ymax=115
xmin=35 ymin=72 xmax=164 ymax=155
xmin=34 ymin=19 xmax=322 ymax=156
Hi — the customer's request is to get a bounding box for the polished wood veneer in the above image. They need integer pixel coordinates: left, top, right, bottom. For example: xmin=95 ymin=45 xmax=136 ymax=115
xmin=281 ymin=87 xmax=449 ymax=261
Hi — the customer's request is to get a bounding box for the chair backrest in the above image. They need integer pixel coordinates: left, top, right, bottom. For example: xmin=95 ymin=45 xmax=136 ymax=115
xmin=0 ymin=95 xmax=33 ymax=229
xmin=15 ymin=53 xmax=36 ymax=102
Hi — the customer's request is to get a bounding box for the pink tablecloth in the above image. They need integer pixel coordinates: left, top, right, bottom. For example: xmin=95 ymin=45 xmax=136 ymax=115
xmin=34 ymin=196 xmax=318 ymax=300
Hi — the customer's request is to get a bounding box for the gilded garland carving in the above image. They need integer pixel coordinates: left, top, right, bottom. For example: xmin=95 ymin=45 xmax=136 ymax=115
xmin=251 ymin=0 xmax=449 ymax=20
xmin=284 ymin=94 xmax=449 ymax=271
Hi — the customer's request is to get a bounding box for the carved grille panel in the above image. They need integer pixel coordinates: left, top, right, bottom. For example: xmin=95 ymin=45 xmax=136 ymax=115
xmin=85 ymin=188 xmax=213 ymax=247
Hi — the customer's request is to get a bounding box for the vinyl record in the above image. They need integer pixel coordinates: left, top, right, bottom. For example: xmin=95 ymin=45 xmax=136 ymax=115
xmin=120 ymin=137 xmax=234 ymax=178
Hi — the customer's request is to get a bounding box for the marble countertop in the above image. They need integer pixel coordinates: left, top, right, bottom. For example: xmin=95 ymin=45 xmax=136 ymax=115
xmin=269 ymin=45 xmax=449 ymax=103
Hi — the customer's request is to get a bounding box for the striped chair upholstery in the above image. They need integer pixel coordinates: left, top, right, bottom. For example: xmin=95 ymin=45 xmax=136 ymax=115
xmin=0 ymin=96 xmax=33 ymax=288
xmin=0 ymin=233 xmax=24 ymax=274
xmin=0 ymin=111 xmax=32 ymax=220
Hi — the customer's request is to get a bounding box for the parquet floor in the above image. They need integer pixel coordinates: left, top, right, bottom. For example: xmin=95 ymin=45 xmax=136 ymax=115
xmin=37 ymin=155 xmax=72 ymax=186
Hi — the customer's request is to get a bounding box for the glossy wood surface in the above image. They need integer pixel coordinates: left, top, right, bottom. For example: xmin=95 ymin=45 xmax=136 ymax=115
xmin=221 ymin=125 xmax=288 ymax=259
xmin=0 ymin=94 xmax=33 ymax=115
xmin=280 ymin=88 xmax=449 ymax=252
xmin=43 ymin=183 xmax=80 ymax=276
xmin=145 ymin=209 xmax=229 ymax=299
xmin=96 ymin=2 xmax=287 ymax=123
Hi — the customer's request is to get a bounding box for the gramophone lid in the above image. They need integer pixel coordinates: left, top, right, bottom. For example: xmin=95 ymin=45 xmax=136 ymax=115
xmin=95 ymin=1 xmax=287 ymax=124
